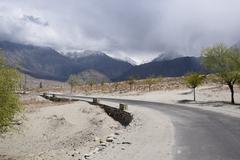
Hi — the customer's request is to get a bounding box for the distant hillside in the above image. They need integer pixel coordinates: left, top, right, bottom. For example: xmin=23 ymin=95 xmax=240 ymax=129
xmin=0 ymin=41 xmax=133 ymax=81
xmin=116 ymin=57 xmax=206 ymax=80
xmin=77 ymin=69 xmax=110 ymax=83
xmin=0 ymin=41 xmax=208 ymax=82
xmin=68 ymin=51 xmax=133 ymax=80
xmin=0 ymin=41 xmax=78 ymax=81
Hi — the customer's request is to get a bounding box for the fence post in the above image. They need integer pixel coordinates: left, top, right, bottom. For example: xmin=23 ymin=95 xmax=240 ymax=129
xmin=119 ymin=104 xmax=128 ymax=111
xmin=93 ymin=98 xmax=99 ymax=104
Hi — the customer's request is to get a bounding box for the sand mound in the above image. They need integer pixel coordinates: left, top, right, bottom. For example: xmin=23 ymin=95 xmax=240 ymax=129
xmin=0 ymin=101 xmax=122 ymax=160
xmin=47 ymin=115 xmax=72 ymax=131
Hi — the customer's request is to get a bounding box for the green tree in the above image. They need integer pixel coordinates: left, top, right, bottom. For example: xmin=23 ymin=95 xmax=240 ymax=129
xmin=0 ymin=53 xmax=21 ymax=133
xmin=144 ymin=75 xmax=161 ymax=91
xmin=202 ymin=44 xmax=240 ymax=104
xmin=185 ymin=73 xmax=205 ymax=101
xmin=67 ymin=74 xmax=80 ymax=94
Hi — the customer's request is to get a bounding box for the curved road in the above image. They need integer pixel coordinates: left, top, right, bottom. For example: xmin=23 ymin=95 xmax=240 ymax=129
xmin=42 ymin=93 xmax=240 ymax=160
xmin=98 ymin=98 xmax=240 ymax=160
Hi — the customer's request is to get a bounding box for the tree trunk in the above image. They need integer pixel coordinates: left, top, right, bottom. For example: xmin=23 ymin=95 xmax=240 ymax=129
xmin=193 ymin=88 xmax=196 ymax=101
xmin=70 ymin=85 xmax=73 ymax=94
xmin=228 ymin=84 xmax=235 ymax=104
xmin=24 ymin=74 xmax=27 ymax=92
xmin=149 ymin=84 xmax=151 ymax=92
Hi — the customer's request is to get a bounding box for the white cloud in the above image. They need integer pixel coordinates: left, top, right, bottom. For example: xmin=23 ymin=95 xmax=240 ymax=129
xmin=0 ymin=0 xmax=240 ymax=61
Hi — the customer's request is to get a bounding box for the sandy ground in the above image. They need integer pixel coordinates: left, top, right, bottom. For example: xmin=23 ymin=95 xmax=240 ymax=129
xmin=92 ymin=101 xmax=174 ymax=160
xmin=0 ymin=101 xmax=121 ymax=160
xmin=2 ymin=79 xmax=238 ymax=160
xmin=93 ymin=85 xmax=240 ymax=118
xmin=0 ymin=97 xmax=174 ymax=160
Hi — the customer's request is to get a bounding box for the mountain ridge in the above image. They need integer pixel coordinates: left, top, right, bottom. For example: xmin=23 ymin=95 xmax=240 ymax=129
xmin=116 ymin=56 xmax=206 ymax=80
xmin=0 ymin=41 xmax=133 ymax=81
xmin=152 ymin=51 xmax=182 ymax=62
xmin=0 ymin=41 xmax=207 ymax=82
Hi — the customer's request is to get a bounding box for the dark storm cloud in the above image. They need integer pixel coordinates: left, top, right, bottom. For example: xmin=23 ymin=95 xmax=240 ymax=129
xmin=22 ymin=15 xmax=49 ymax=26
xmin=0 ymin=0 xmax=240 ymax=62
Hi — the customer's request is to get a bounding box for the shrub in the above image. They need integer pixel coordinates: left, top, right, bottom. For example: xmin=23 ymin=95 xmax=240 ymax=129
xmin=0 ymin=54 xmax=21 ymax=133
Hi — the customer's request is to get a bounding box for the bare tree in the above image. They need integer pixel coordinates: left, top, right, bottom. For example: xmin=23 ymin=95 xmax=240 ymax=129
xmin=67 ymin=74 xmax=80 ymax=94
xmin=88 ymin=80 xmax=96 ymax=91
xmin=144 ymin=76 xmax=161 ymax=91
xmin=113 ymin=82 xmax=119 ymax=91
xmin=100 ymin=81 xmax=105 ymax=92
xmin=127 ymin=76 xmax=136 ymax=91
xmin=39 ymin=82 xmax=43 ymax=89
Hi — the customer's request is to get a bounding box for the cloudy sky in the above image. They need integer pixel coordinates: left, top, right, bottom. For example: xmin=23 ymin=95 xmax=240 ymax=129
xmin=0 ymin=0 xmax=240 ymax=63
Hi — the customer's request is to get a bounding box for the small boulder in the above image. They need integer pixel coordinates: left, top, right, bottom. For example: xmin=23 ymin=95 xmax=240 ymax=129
xmin=122 ymin=141 xmax=131 ymax=145
xmin=106 ymin=137 xmax=114 ymax=142
xmin=100 ymin=142 xmax=107 ymax=147
xmin=84 ymin=154 xmax=91 ymax=159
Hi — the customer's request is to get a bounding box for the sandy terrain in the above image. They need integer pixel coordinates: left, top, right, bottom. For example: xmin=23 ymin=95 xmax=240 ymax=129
xmin=0 ymin=97 xmax=173 ymax=160
xmin=0 ymin=101 xmax=121 ymax=160
xmin=91 ymin=101 xmax=174 ymax=160
xmin=3 ymin=77 xmax=238 ymax=160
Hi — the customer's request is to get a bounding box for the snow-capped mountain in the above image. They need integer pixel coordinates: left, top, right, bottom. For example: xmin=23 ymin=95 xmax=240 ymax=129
xmin=65 ymin=50 xmax=137 ymax=66
xmin=152 ymin=51 xmax=182 ymax=62
xmin=113 ymin=57 xmax=137 ymax=66
xmin=64 ymin=50 xmax=134 ymax=80
xmin=1 ymin=42 xmax=133 ymax=81
xmin=109 ymin=55 xmax=137 ymax=66
xmin=119 ymin=56 xmax=137 ymax=66
xmin=65 ymin=50 xmax=106 ymax=59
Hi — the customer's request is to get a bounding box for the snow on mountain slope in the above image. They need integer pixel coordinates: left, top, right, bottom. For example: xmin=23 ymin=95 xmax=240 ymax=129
xmin=152 ymin=51 xmax=182 ymax=62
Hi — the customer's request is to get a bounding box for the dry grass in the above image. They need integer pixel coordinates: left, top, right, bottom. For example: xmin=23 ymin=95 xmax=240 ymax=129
xmin=29 ymin=76 xmax=218 ymax=95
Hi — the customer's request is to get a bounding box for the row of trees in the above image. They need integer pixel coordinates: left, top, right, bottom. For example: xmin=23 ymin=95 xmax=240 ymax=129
xmin=67 ymin=75 xmax=98 ymax=93
xmin=67 ymin=74 xmax=162 ymax=94
xmin=127 ymin=76 xmax=162 ymax=91
xmin=185 ymin=44 xmax=240 ymax=104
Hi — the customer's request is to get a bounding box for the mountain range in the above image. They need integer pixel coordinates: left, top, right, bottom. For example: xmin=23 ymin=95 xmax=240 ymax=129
xmin=0 ymin=41 xmax=132 ymax=81
xmin=0 ymin=41 xmax=206 ymax=82
xmin=116 ymin=56 xmax=206 ymax=80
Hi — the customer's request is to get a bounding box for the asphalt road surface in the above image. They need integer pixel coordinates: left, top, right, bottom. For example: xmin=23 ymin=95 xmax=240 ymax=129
xmin=42 ymin=93 xmax=240 ymax=160
xmin=98 ymin=98 xmax=240 ymax=160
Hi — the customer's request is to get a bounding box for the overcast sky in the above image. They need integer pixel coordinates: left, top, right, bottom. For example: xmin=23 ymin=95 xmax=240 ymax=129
xmin=0 ymin=0 xmax=240 ymax=63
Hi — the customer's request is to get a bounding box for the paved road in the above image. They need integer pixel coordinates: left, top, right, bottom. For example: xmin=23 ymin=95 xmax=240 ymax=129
xmin=42 ymin=93 xmax=240 ymax=160
xmin=98 ymin=98 xmax=240 ymax=160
